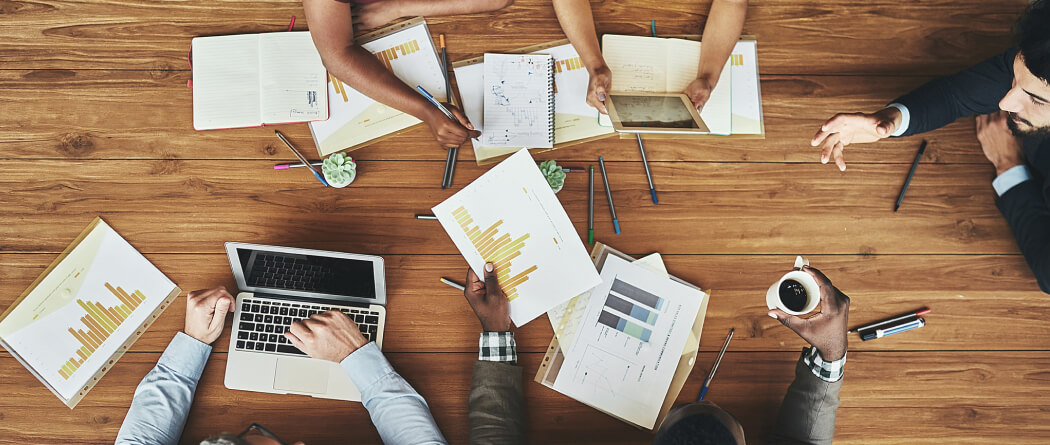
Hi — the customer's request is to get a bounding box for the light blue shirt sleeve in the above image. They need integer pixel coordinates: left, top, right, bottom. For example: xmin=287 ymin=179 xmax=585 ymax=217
xmin=115 ymin=332 xmax=211 ymax=445
xmin=342 ymin=342 xmax=447 ymax=445
xmin=886 ymin=103 xmax=911 ymax=137
xmin=993 ymin=165 xmax=1033 ymax=197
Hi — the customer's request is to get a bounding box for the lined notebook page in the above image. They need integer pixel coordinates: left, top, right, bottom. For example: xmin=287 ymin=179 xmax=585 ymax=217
xmin=601 ymin=35 xmax=667 ymax=92
xmin=259 ymin=32 xmax=328 ymax=124
xmin=482 ymin=54 xmax=554 ymax=148
xmin=191 ymin=34 xmax=262 ymax=130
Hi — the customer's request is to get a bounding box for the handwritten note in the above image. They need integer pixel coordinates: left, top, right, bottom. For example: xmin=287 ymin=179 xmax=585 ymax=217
xmin=481 ymin=54 xmax=554 ymax=148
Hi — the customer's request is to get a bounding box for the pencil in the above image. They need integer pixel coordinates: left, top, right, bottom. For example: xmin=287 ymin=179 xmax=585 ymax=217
xmin=415 ymin=214 xmax=438 ymax=220
xmin=636 ymin=134 xmax=658 ymax=204
xmin=598 ymin=157 xmax=620 ymax=234
xmin=274 ymin=130 xmax=328 ymax=187
xmin=440 ymin=277 xmax=465 ymax=291
xmin=588 ymin=165 xmax=594 ymax=244
xmin=894 ymin=140 xmax=927 ymax=212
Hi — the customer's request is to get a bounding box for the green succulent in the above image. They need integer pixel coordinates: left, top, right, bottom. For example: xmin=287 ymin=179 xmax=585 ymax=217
xmin=322 ymin=152 xmax=357 ymax=185
xmin=539 ymin=160 xmax=565 ymax=190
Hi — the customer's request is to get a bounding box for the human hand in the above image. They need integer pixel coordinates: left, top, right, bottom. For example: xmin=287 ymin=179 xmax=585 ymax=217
xmin=352 ymin=1 xmax=402 ymax=30
xmin=424 ymin=104 xmax=481 ymax=149
xmin=184 ymin=287 xmax=234 ymax=345
xmin=586 ymin=65 xmax=612 ymax=114
xmin=284 ymin=310 xmax=369 ymax=362
xmin=683 ymin=76 xmax=715 ymax=111
xmin=976 ymin=111 xmax=1025 ymax=175
xmin=811 ymin=107 xmax=902 ymax=171
xmin=464 ymin=263 xmax=512 ymax=332
xmin=768 ymin=266 xmax=850 ymax=361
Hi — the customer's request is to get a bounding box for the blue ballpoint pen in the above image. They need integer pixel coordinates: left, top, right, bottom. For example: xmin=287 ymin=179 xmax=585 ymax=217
xmin=416 ymin=85 xmax=457 ymax=122
xmin=274 ymin=130 xmax=328 ymax=187
xmin=698 ymin=328 xmax=734 ymax=401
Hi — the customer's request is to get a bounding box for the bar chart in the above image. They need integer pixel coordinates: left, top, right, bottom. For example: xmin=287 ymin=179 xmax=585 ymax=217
xmin=58 ymin=283 xmax=146 ymax=380
xmin=452 ymin=205 xmax=538 ymax=302
xmin=373 ymin=39 xmax=421 ymax=71
xmin=595 ymin=278 xmax=666 ymax=342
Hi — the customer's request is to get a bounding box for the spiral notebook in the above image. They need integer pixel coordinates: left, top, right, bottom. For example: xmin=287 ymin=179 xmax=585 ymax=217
xmin=481 ymin=53 xmax=555 ymax=149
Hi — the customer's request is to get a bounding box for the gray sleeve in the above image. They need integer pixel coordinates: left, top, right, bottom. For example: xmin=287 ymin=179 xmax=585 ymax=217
xmin=768 ymin=356 xmax=843 ymax=445
xmin=469 ymin=361 xmax=526 ymax=445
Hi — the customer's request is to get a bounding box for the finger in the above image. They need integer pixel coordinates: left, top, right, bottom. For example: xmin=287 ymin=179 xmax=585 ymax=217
xmin=466 ymin=267 xmax=485 ymax=294
xmin=821 ymin=114 xmax=850 ymax=132
xmin=768 ymin=309 xmax=809 ymax=336
xmin=447 ymin=105 xmax=474 ymax=130
xmin=820 ymin=134 xmax=840 ymax=164
xmin=811 ymin=127 xmax=833 ymax=147
xmin=832 ymin=142 xmax=846 ymax=171
xmin=483 ymin=262 xmax=502 ymax=301
xmin=289 ymin=319 xmax=312 ymax=339
xmin=801 ymin=265 xmax=832 ymax=285
xmin=207 ymin=296 xmax=232 ymax=333
xmin=284 ymin=330 xmax=306 ymax=350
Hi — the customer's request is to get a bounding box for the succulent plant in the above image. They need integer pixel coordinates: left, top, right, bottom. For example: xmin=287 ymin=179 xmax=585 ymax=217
xmin=322 ymin=152 xmax=357 ymax=186
xmin=539 ymin=160 xmax=565 ymax=191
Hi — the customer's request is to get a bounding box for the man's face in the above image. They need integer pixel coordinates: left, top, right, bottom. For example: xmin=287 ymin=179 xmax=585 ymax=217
xmin=999 ymin=54 xmax=1050 ymax=138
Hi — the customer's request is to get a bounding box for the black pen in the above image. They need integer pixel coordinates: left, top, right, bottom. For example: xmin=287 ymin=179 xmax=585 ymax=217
xmin=894 ymin=140 xmax=927 ymax=212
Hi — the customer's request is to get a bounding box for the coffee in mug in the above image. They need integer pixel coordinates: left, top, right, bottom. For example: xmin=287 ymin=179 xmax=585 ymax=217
xmin=766 ymin=256 xmax=821 ymax=315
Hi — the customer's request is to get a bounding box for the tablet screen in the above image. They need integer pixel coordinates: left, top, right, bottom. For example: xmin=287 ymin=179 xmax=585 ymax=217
xmin=609 ymin=95 xmax=700 ymax=128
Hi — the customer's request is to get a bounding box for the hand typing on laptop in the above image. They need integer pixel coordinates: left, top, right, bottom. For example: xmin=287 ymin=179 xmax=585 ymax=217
xmin=284 ymin=310 xmax=369 ymax=362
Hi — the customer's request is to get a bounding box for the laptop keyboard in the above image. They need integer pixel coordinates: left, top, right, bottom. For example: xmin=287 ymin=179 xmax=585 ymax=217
xmin=236 ymin=298 xmax=380 ymax=355
xmin=247 ymin=254 xmax=335 ymax=293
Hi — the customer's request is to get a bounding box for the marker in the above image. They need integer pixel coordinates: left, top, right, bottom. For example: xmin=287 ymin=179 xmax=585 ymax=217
xmin=894 ymin=139 xmax=927 ymax=212
xmin=850 ymin=308 xmax=931 ymax=333
xmin=274 ymin=130 xmax=328 ymax=187
xmin=636 ymin=134 xmax=658 ymax=204
xmin=415 ymin=214 xmax=438 ymax=220
xmin=697 ymin=328 xmax=734 ymax=401
xmin=274 ymin=161 xmax=322 ymax=169
xmin=440 ymin=277 xmax=465 ymax=291
xmin=861 ymin=317 xmax=926 ymax=341
xmin=588 ymin=165 xmax=595 ymax=244
xmin=598 ymin=157 xmax=620 ymax=234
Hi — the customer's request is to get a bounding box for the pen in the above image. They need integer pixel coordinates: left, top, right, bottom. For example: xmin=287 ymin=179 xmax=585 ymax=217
xmin=274 ymin=161 xmax=323 ymax=169
xmin=416 ymin=85 xmax=457 ymax=122
xmin=850 ymin=308 xmax=930 ymax=333
xmin=598 ymin=157 xmax=620 ymax=234
xmin=274 ymin=130 xmax=328 ymax=187
xmin=698 ymin=328 xmax=734 ymax=401
xmin=636 ymin=134 xmax=658 ymax=204
xmin=415 ymin=214 xmax=438 ymax=220
xmin=440 ymin=277 xmax=465 ymax=291
xmin=861 ymin=317 xmax=926 ymax=341
xmin=442 ymin=147 xmax=454 ymax=189
xmin=448 ymin=146 xmax=459 ymax=188
xmin=894 ymin=139 xmax=927 ymax=212
xmin=439 ymin=35 xmax=451 ymax=104
xmin=588 ymin=165 xmax=594 ymax=245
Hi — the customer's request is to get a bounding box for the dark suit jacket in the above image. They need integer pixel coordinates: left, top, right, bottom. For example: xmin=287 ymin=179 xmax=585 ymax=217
xmin=892 ymin=47 xmax=1050 ymax=293
xmin=768 ymin=359 xmax=843 ymax=445
xmin=468 ymin=361 xmax=526 ymax=445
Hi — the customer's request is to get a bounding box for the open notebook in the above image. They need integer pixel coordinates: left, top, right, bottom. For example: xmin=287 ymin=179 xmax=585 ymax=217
xmin=480 ymin=54 xmax=555 ymax=149
xmin=191 ymin=32 xmax=328 ymax=131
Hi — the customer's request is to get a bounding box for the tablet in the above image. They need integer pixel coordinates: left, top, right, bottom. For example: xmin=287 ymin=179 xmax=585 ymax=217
xmin=605 ymin=92 xmax=709 ymax=134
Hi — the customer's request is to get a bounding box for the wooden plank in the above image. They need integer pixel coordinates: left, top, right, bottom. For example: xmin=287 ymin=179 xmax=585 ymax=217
xmin=2 ymin=254 xmax=1044 ymax=353
xmin=0 ymin=0 xmax=1023 ymax=76
xmin=0 ymin=160 xmax=1017 ymax=255
xmin=1 ymin=351 xmax=1048 ymax=444
xmin=0 ymin=70 xmax=995 ymax=164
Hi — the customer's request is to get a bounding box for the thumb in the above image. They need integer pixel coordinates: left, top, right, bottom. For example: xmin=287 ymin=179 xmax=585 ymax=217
xmin=876 ymin=121 xmax=892 ymax=137
xmin=768 ymin=310 xmax=806 ymax=335
xmin=483 ymin=262 xmax=500 ymax=300
xmin=208 ymin=297 xmax=232 ymax=333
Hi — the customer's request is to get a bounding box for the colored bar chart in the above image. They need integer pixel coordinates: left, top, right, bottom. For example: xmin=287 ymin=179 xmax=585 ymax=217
xmin=597 ymin=310 xmax=653 ymax=342
xmin=611 ymin=279 xmax=665 ymax=311
xmin=554 ymin=56 xmax=585 ymax=73
xmin=731 ymin=54 xmax=744 ymax=66
xmin=604 ymin=293 xmax=659 ymax=325
xmin=57 ymin=283 xmax=146 ymax=380
xmin=374 ymin=39 xmax=421 ymax=70
xmin=452 ymin=205 xmax=538 ymax=302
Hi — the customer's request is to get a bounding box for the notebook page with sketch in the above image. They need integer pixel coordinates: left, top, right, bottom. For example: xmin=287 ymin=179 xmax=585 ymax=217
xmin=482 ymin=54 xmax=555 ymax=148
xmin=192 ymin=34 xmax=262 ymax=130
xmin=258 ymin=32 xmax=328 ymax=124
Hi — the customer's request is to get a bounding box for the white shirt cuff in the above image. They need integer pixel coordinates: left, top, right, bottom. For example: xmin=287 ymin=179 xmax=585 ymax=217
xmin=993 ymin=165 xmax=1032 ymax=196
xmin=886 ymin=103 xmax=910 ymax=137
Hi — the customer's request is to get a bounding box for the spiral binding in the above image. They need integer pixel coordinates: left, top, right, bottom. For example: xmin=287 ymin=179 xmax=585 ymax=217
xmin=546 ymin=57 xmax=555 ymax=145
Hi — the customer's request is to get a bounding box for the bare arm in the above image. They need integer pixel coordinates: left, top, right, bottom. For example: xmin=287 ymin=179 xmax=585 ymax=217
xmin=355 ymin=0 xmax=514 ymax=30
xmin=552 ymin=0 xmax=610 ymax=113
xmin=684 ymin=0 xmax=748 ymax=108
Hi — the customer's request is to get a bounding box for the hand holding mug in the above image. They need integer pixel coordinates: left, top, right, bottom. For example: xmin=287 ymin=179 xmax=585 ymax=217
xmin=768 ymin=265 xmax=851 ymax=361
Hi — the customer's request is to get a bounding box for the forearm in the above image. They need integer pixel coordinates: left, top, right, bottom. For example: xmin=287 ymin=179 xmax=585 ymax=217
xmin=553 ymin=0 xmax=605 ymax=70
xmin=996 ymin=179 xmax=1050 ymax=293
xmin=696 ymin=0 xmax=747 ymax=85
xmin=394 ymin=0 xmax=512 ymax=17
xmin=115 ymin=332 xmax=211 ymax=445
xmin=470 ymin=332 xmax=525 ymax=444
xmin=325 ymin=45 xmax=435 ymax=120
xmin=770 ymin=348 xmax=843 ymax=445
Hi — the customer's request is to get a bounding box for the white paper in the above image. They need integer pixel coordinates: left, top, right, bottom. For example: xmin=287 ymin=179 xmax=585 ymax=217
xmin=432 ymin=149 xmax=600 ymax=326
xmin=482 ymin=54 xmax=554 ymax=148
xmin=553 ymin=255 xmax=704 ymax=429
xmin=259 ymin=32 xmax=328 ymax=124
xmin=730 ymin=40 xmax=763 ymax=134
xmin=191 ymin=34 xmax=262 ymax=130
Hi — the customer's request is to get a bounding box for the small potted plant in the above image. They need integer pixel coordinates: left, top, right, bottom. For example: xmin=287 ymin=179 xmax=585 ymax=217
xmin=322 ymin=152 xmax=357 ymax=188
xmin=539 ymin=160 xmax=566 ymax=193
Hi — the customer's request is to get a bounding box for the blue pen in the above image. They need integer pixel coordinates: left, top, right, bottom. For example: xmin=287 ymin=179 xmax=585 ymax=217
xmin=636 ymin=134 xmax=658 ymax=204
xmin=598 ymin=157 xmax=620 ymax=234
xmin=274 ymin=130 xmax=328 ymax=187
xmin=861 ymin=318 xmax=926 ymax=341
xmin=698 ymin=328 xmax=734 ymax=401
xmin=416 ymin=85 xmax=457 ymax=122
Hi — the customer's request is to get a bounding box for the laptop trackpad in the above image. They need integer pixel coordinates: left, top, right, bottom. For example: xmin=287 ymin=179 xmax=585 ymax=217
xmin=273 ymin=358 xmax=329 ymax=394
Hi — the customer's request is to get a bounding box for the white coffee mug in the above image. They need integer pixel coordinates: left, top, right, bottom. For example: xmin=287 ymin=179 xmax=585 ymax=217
xmin=766 ymin=256 xmax=820 ymax=315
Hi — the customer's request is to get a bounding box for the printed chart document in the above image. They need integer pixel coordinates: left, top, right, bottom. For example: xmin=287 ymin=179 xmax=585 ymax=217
xmin=432 ymin=149 xmax=599 ymax=326
xmin=481 ymin=54 xmax=555 ymax=149
xmin=553 ymin=255 xmax=704 ymax=429
xmin=602 ymin=34 xmax=732 ymax=135
xmin=728 ymin=40 xmax=763 ymax=134
xmin=309 ymin=17 xmax=447 ymax=156
xmin=192 ymin=32 xmax=328 ymax=130
xmin=0 ymin=218 xmax=180 ymax=407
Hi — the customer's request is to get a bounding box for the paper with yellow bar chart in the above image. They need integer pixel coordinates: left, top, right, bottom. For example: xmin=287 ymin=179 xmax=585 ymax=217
xmin=432 ymin=149 xmax=600 ymax=326
xmin=0 ymin=220 xmax=177 ymax=402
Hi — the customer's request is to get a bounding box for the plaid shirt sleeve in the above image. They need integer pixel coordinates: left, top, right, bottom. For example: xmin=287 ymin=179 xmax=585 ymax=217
xmin=479 ymin=331 xmax=517 ymax=364
xmin=801 ymin=346 xmax=845 ymax=383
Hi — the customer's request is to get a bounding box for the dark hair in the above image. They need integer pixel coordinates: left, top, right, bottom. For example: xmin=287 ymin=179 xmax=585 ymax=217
xmin=1018 ymin=0 xmax=1050 ymax=82
xmin=652 ymin=414 xmax=738 ymax=445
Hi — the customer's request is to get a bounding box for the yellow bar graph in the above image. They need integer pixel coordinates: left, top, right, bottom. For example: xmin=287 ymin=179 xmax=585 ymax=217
xmin=452 ymin=206 xmax=537 ymax=301
xmin=58 ymin=282 xmax=149 ymax=380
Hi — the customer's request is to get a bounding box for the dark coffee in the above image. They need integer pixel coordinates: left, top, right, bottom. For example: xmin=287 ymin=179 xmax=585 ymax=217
xmin=778 ymin=279 xmax=808 ymax=312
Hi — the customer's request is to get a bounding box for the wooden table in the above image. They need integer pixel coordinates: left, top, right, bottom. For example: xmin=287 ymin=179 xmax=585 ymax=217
xmin=2 ymin=0 xmax=1047 ymax=443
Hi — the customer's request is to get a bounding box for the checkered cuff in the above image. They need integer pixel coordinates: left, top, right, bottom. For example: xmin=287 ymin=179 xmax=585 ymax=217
xmin=479 ymin=331 xmax=517 ymax=364
xmin=802 ymin=347 xmax=845 ymax=383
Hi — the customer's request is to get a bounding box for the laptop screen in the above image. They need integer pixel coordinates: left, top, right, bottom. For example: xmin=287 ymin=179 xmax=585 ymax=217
xmin=232 ymin=245 xmax=378 ymax=300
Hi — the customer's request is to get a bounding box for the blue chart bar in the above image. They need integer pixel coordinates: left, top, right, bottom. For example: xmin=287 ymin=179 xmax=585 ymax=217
xmin=611 ymin=279 xmax=665 ymax=311
xmin=604 ymin=294 xmax=659 ymax=325
xmin=597 ymin=310 xmax=653 ymax=342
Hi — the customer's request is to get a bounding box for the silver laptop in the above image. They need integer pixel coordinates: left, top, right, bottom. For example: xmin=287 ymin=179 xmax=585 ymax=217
xmin=223 ymin=242 xmax=387 ymax=401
